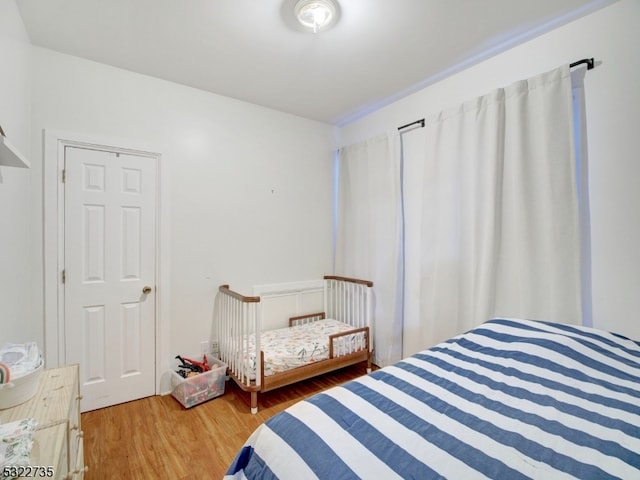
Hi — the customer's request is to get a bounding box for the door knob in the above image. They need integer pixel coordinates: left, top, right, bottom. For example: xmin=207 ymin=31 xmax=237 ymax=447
xmin=142 ymin=285 xmax=152 ymax=294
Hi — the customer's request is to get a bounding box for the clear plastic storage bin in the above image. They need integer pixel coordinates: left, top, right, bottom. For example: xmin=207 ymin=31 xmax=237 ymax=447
xmin=170 ymin=355 xmax=226 ymax=408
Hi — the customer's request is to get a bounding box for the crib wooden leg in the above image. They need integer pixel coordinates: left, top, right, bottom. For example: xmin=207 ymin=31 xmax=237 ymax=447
xmin=251 ymin=391 xmax=258 ymax=414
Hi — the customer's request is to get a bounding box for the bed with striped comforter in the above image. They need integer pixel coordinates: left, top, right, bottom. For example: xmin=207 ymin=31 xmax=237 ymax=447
xmin=224 ymin=318 xmax=640 ymax=479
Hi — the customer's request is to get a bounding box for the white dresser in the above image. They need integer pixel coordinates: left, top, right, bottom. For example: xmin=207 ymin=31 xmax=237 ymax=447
xmin=0 ymin=365 xmax=86 ymax=479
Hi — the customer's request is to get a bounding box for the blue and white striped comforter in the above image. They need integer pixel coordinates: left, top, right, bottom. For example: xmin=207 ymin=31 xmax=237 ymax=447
xmin=224 ymin=318 xmax=640 ymax=479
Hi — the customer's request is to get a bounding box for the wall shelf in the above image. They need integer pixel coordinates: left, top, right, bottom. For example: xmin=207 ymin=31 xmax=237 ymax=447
xmin=0 ymin=134 xmax=30 ymax=168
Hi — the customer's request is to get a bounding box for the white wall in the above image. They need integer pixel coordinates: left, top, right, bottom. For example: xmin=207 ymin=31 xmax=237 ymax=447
xmin=339 ymin=0 xmax=640 ymax=339
xmin=28 ymin=48 xmax=336 ymax=359
xmin=0 ymin=0 xmax=34 ymax=344
xmin=4 ymin=0 xmax=638 ymax=370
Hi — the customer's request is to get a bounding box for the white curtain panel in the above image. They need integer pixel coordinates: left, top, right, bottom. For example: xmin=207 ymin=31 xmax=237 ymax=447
xmin=403 ymin=65 xmax=581 ymax=354
xmin=335 ymin=133 xmax=403 ymax=367
xmin=571 ymin=66 xmax=592 ymax=327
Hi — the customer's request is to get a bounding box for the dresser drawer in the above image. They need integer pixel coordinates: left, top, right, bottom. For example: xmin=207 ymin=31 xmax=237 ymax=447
xmin=0 ymin=366 xmax=84 ymax=480
xmin=19 ymin=422 xmax=68 ymax=480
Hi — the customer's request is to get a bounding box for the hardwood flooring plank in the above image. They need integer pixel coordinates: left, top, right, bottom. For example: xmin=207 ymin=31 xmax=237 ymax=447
xmin=81 ymin=362 xmax=370 ymax=479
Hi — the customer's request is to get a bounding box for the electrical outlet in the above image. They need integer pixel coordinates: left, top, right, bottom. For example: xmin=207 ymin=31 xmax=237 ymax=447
xmin=210 ymin=341 xmax=219 ymax=355
xmin=200 ymin=341 xmax=210 ymax=354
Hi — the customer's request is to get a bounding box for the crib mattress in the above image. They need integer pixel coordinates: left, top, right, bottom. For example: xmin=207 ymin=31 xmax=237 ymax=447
xmin=244 ymin=319 xmax=367 ymax=378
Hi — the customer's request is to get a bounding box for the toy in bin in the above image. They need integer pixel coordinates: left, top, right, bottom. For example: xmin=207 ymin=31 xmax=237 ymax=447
xmin=170 ymin=354 xmax=226 ymax=408
xmin=175 ymin=355 xmax=210 ymax=377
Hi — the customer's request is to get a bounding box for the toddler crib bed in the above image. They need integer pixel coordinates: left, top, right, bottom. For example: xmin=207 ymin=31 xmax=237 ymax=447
xmin=215 ymin=275 xmax=373 ymax=413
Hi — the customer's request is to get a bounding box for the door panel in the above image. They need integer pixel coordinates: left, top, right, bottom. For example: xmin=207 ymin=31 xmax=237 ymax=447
xmin=64 ymin=146 xmax=157 ymax=412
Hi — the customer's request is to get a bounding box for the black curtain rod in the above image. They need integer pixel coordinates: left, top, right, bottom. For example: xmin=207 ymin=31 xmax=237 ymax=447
xmin=570 ymin=58 xmax=595 ymax=70
xmin=398 ymin=118 xmax=425 ymax=131
xmin=397 ymin=59 xmax=593 ymax=131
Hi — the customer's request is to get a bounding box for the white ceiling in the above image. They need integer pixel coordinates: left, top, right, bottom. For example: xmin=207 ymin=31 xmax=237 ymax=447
xmin=16 ymin=0 xmax=613 ymax=125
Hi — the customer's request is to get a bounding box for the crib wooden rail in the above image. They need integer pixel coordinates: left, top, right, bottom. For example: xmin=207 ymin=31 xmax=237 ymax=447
xmin=215 ymin=284 xmax=262 ymax=399
xmin=329 ymin=326 xmax=370 ymax=359
xmin=324 ymin=276 xmax=373 ymax=334
xmin=215 ymin=276 xmax=373 ymax=413
xmin=323 ymin=275 xmax=373 ymax=287
xmin=218 ymin=285 xmax=260 ymax=303
xmin=289 ymin=312 xmax=326 ymax=327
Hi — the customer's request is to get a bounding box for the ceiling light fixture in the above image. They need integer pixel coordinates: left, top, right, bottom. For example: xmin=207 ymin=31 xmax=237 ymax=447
xmin=294 ymin=0 xmax=339 ymax=33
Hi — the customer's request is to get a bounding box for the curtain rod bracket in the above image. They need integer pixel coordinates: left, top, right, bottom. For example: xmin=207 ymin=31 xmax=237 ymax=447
xmin=398 ymin=118 xmax=425 ymax=131
xmin=570 ymin=58 xmax=594 ymax=70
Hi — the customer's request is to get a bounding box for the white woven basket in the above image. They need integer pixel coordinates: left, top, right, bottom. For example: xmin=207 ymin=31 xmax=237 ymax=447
xmin=0 ymin=360 xmax=44 ymax=410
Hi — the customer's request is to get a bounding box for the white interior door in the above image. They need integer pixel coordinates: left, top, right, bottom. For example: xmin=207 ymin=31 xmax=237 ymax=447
xmin=64 ymin=146 xmax=157 ymax=412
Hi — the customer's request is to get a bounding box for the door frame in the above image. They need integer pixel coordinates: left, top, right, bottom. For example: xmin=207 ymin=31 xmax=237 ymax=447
xmin=43 ymin=129 xmax=170 ymax=396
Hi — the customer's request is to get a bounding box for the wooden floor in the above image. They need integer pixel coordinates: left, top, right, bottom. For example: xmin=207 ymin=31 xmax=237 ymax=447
xmin=81 ymin=362 xmax=371 ymax=479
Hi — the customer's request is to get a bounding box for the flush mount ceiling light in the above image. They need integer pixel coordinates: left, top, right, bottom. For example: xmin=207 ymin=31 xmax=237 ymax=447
xmin=294 ymin=0 xmax=339 ymax=33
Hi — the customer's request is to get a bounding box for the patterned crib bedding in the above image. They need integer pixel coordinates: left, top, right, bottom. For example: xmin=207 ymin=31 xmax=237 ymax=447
xmin=243 ymin=319 xmax=367 ymax=378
